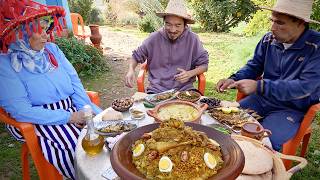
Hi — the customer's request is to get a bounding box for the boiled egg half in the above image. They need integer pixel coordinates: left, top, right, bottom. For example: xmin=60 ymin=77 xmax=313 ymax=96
xmin=209 ymin=138 xmax=220 ymax=147
xmin=204 ymin=152 xmax=217 ymax=169
xmin=159 ymin=156 xmax=173 ymax=173
xmin=133 ymin=144 xmax=145 ymax=157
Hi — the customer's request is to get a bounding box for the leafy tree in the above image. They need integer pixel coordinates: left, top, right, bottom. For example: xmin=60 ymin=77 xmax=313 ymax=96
xmin=188 ymin=0 xmax=257 ymax=32
xmin=67 ymin=0 xmax=94 ymax=24
xmin=311 ymin=0 xmax=320 ymax=31
xmin=244 ymin=0 xmax=275 ymax=36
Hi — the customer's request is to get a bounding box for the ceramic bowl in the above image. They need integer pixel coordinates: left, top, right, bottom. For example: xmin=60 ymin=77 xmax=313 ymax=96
xmin=147 ymin=100 xmax=207 ymax=123
xmin=176 ymin=91 xmax=201 ymax=103
xmin=110 ymin=122 xmax=245 ymax=180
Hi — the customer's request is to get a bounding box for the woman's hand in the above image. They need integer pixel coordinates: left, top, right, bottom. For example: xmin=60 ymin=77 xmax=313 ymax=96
xmin=69 ymin=111 xmax=87 ymax=128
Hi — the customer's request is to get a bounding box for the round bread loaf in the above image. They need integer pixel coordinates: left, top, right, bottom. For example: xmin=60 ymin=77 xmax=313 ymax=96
xmin=236 ymin=171 xmax=272 ymax=180
xmin=235 ymin=140 xmax=273 ymax=175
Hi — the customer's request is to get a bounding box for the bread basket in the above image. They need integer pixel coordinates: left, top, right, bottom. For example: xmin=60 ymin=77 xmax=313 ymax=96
xmin=231 ymin=135 xmax=307 ymax=180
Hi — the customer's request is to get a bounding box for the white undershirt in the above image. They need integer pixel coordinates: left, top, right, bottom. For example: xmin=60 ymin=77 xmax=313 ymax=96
xmin=283 ymin=43 xmax=293 ymax=49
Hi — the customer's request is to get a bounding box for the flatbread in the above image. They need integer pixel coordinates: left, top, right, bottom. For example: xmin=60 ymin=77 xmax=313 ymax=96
xmin=102 ymin=109 xmax=123 ymax=121
xmin=132 ymin=92 xmax=148 ymax=102
xmin=220 ymin=100 xmax=240 ymax=108
xmin=236 ymin=171 xmax=272 ymax=180
xmin=235 ymin=139 xmax=273 ymax=175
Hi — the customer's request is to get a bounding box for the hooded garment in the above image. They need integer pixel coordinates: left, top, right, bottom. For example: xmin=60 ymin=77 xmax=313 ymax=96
xmin=132 ymin=27 xmax=209 ymax=93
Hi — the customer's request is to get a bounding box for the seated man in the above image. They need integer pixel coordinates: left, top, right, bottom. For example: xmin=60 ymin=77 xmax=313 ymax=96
xmin=216 ymin=0 xmax=320 ymax=150
xmin=125 ymin=0 xmax=208 ymax=94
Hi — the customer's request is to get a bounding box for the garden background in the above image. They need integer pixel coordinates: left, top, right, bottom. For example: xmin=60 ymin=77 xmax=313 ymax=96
xmin=0 ymin=0 xmax=319 ymax=179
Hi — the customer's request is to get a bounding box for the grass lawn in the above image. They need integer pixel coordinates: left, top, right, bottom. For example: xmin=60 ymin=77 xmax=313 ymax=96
xmin=0 ymin=25 xmax=319 ymax=179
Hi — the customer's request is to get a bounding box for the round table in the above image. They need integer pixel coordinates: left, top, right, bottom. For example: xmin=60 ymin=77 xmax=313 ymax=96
xmin=75 ymin=101 xmax=271 ymax=180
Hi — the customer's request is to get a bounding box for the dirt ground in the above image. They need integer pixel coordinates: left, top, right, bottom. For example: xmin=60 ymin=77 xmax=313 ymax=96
xmin=83 ymin=26 xmax=144 ymax=109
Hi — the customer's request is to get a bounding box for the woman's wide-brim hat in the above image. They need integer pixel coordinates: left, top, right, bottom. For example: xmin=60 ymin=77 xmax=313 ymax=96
xmin=156 ymin=0 xmax=195 ymax=24
xmin=0 ymin=0 xmax=66 ymax=52
xmin=261 ymin=0 xmax=320 ymax=24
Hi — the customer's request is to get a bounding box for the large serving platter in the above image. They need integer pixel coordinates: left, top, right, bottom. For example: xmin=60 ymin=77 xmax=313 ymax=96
xmin=111 ymin=122 xmax=245 ymax=180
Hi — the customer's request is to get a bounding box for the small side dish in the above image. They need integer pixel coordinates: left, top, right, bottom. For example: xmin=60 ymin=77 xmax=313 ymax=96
xmin=200 ymin=98 xmax=221 ymax=109
xmin=129 ymin=108 xmax=145 ymax=120
xmin=112 ymin=97 xmax=133 ymax=112
xmin=176 ymin=91 xmax=201 ymax=102
xmin=95 ymin=121 xmax=137 ymax=136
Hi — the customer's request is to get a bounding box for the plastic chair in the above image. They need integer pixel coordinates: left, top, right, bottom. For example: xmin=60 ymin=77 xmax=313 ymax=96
xmin=70 ymin=13 xmax=90 ymax=40
xmin=0 ymin=91 xmax=100 ymax=180
xmin=236 ymin=91 xmax=320 ymax=169
xmin=137 ymin=62 xmax=206 ymax=95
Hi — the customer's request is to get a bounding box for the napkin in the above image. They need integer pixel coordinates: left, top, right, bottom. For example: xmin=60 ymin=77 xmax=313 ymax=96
xmin=132 ymin=92 xmax=148 ymax=102
xmin=105 ymin=132 xmax=127 ymax=149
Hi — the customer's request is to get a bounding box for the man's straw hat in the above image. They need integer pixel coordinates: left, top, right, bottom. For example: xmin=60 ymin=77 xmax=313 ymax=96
xmin=261 ymin=0 xmax=320 ymax=24
xmin=156 ymin=0 xmax=195 ymax=24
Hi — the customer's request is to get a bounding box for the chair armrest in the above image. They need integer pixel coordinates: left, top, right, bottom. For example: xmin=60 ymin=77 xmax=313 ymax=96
xmin=300 ymin=103 xmax=320 ymax=130
xmin=137 ymin=62 xmax=148 ymax=92
xmin=197 ymin=73 xmax=206 ymax=95
xmin=86 ymin=91 xmax=100 ymax=106
xmin=0 ymin=108 xmax=47 ymax=172
xmin=236 ymin=91 xmax=246 ymax=102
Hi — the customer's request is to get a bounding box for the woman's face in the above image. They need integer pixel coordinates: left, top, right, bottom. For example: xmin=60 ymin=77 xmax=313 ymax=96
xmin=29 ymin=22 xmax=49 ymax=51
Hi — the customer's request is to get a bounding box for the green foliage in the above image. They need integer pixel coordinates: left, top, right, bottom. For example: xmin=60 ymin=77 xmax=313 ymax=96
xmin=189 ymin=0 xmax=257 ymax=32
xmin=244 ymin=0 xmax=275 ymax=36
xmin=105 ymin=0 xmax=140 ymax=26
xmin=68 ymin=0 xmax=94 ymax=24
xmin=137 ymin=0 xmax=164 ymax=32
xmin=311 ymin=0 xmax=320 ymax=31
xmin=119 ymin=13 xmax=140 ymax=26
xmin=159 ymin=0 xmax=169 ymax=7
xmin=55 ymin=37 xmax=108 ymax=77
xmin=138 ymin=14 xmax=158 ymax=33
xmin=88 ymin=8 xmax=104 ymax=25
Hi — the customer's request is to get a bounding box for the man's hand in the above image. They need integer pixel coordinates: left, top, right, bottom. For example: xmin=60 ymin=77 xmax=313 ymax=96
xmin=228 ymin=79 xmax=257 ymax=95
xmin=174 ymin=68 xmax=193 ymax=83
xmin=125 ymin=69 xmax=135 ymax=88
xmin=69 ymin=111 xmax=86 ymax=128
xmin=216 ymin=78 xmax=235 ymax=92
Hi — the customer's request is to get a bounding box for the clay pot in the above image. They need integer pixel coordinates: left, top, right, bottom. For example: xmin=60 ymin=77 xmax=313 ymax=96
xmin=89 ymin=24 xmax=102 ymax=49
xmin=241 ymin=122 xmax=272 ymax=141
xmin=147 ymin=100 xmax=207 ymax=123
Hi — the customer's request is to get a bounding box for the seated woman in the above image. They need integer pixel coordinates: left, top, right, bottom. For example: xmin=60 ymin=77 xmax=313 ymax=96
xmin=0 ymin=1 xmax=102 ymax=179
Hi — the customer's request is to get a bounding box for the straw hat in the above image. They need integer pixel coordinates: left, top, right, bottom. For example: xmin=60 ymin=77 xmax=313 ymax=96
xmin=261 ymin=0 xmax=320 ymax=24
xmin=0 ymin=0 xmax=66 ymax=53
xmin=156 ymin=0 xmax=195 ymax=24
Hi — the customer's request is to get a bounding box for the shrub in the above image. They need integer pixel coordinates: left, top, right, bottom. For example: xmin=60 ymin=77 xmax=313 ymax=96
xmin=311 ymin=0 xmax=320 ymax=31
xmin=88 ymin=8 xmax=104 ymax=25
xmin=119 ymin=13 xmax=140 ymax=26
xmin=137 ymin=0 xmax=164 ymax=32
xmin=138 ymin=14 xmax=158 ymax=33
xmin=189 ymin=0 xmax=257 ymax=32
xmin=55 ymin=37 xmax=108 ymax=77
xmin=244 ymin=0 xmax=276 ymax=36
xmin=68 ymin=0 xmax=94 ymax=24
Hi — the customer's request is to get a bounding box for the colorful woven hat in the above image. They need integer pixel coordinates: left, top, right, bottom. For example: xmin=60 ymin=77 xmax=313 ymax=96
xmin=0 ymin=0 xmax=66 ymax=52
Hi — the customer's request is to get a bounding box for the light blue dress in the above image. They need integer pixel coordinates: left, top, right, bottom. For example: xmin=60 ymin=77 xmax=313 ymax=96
xmin=0 ymin=42 xmax=102 ymax=125
xmin=0 ymin=42 xmax=103 ymax=179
